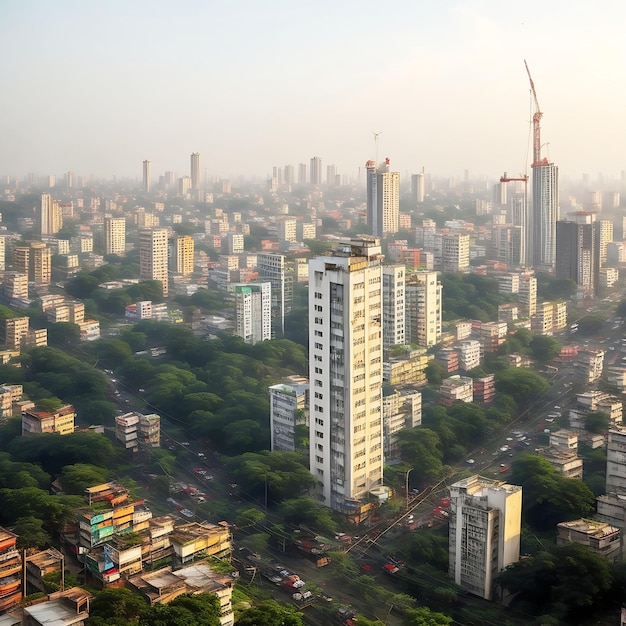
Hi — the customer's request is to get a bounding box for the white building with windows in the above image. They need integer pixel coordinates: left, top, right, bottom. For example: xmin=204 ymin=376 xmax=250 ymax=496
xmin=449 ymin=475 xmax=522 ymax=601
xmin=233 ymin=282 xmax=271 ymax=345
xmin=405 ymin=271 xmax=442 ymax=347
xmin=269 ymin=376 xmax=309 ymax=452
xmin=382 ymin=265 xmax=405 ymax=351
xmin=308 ymin=238 xmax=384 ymax=512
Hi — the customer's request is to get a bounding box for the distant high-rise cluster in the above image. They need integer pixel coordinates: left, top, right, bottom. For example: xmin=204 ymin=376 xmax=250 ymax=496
xmin=190 ymin=152 xmax=200 ymax=190
xmin=142 ymin=160 xmax=151 ymax=193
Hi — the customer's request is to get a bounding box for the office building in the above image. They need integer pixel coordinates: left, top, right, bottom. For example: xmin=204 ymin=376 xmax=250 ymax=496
xmin=139 ymin=228 xmax=169 ymax=296
xmin=556 ymin=221 xmax=597 ymax=294
xmin=257 ymin=253 xmax=291 ymax=336
xmin=40 ymin=193 xmax=62 ymax=235
xmin=449 ymin=475 xmax=522 ymax=600
xmin=405 ymin=271 xmax=442 ymax=347
xmin=366 ymin=158 xmax=400 ymax=237
xmin=310 ymin=156 xmax=322 ymax=186
xmin=382 ymin=265 xmax=405 ymax=351
xmin=190 ymin=152 xmax=200 ymax=190
xmin=269 ymin=376 xmax=309 ymax=452
xmin=308 ymin=237 xmax=384 ymax=512
xmin=233 ymin=282 xmax=271 ymax=345
xmin=104 ymin=217 xmax=126 ymax=255
xmin=143 ymin=160 xmax=151 ymax=193
xmin=531 ymin=162 xmax=559 ymax=269
xmin=170 ymin=235 xmax=194 ymax=276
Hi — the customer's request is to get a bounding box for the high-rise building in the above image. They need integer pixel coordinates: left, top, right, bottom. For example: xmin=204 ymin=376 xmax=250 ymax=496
xmin=142 ymin=160 xmax=151 ymax=193
xmin=405 ymin=271 xmax=442 ymax=347
xmin=449 ymin=475 xmax=522 ymax=600
xmin=179 ymin=176 xmax=192 ymax=196
xmin=442 ymin=233 xmax=470 ymax=272
xmin=298 ymin=163 xmax=307 ymax=185
xmin=190 ymin=152 xmax=200 ymax=190
xmin=284 ymin=164 xmax=294 ymax=187
xmin=104 ymin=217 xmax=126 ymax=255
xmin=605 ymin=426 xmax=626 ymax=495
xmin=531 ymin=162 xmax=559 ymax=269
xmin=269 ymin=377 xmax=309 ymax=452
xmin=326 ymin=164 xmax=337 ymax=187
xmin=556 ymin=221 xmax=597 ymax=294
xmin=518 ymin=272 xmax=537 ymax=317
xmin=366 ymin=159 xmax=400 ymax=237
xmin=139 ymin=228 xmax=168 ymax=296
xmin=65 ymin=171 xmax=74 ymax=190
xmin=170 ymin=235 xmax=194 ymax=276
xmin=411 ymin=171 xmax=425 ymax=203
xmin=382 ymin=265 xmax=405 ymax=351
xmin=40 ymin=194 xmax=62 ymax=235
xmin=0 ymin=236 xmax=5 ymax=272
xmin=597 ymin=219 xmax=613 ymax=266
xmin=29 ymin=243 xmax=51 ymax=285
xmin=310 ymin=156 xmax=322 ymax=186
xmin=256 ymin=253 xmax=291 ymax=336
xmin=234 ymin=282 xmax=271 ymax=344
xmin=308 ymin=238 xmax=384 ymax=511
xmin=277 ymin=217 xmax=297 ymax=243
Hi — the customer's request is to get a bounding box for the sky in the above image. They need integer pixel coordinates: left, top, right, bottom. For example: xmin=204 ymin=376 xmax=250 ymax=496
xmin=1 ymin=0 xmax=626 ymax=184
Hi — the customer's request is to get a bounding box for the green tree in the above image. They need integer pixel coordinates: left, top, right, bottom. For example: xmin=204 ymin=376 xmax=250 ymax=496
xmin=397 ymin=428 xmax=444 ymax=484
xmin=498 ymin=543 xmax=615 ymax=621
xmin=403 ymin=606 xmax=453 ymax=625
xmin=236 ymin=599 xmax=303 ymax=626
xmin=47 ymin=322 xmax=81 ymax=347
xmin=425 ymin=362 xmax=446 ymax=386
xmin=88 ymin=587 xmax=147 ymax=624
xmin=60 ymin=463 xmax=109 ymax=494
xmin=494 ymin=368 xmax=549 ymax=407
xmin=528 ymin=335 xmax=561 ymax=363
xmin=235 ymin=508 xmax=267 ymax=528
xmin=510 ymin=455 xmax=594 ymax=530
xmin=13 ymin=516 xmax=50 ymax=549
xmin=585 ymin=410 xmax=610 ymax=434
xmin=138 ymin=593 xmax=220 ymax=626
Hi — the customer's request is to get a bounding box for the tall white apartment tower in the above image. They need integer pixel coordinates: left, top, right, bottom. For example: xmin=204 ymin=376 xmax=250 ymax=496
xmin=366 ymin=158 xmax=400 ymax=237
xmin=40 ymin=193 xmax=62 ymax=235
xmin=142 ymin=160 xmax=151 ymax=193
xmin=257 ymin=253 xmax=291 ymax=336
xmin=190 ymin=152 xmax=200 ymax=190
xmin=405 ymin=271 xmax=442 ymax=347
xmin=234 ymin=282 xmax=272 ymax=345
xmin=449 ymin=475 xmax=522 ymax=600
xmin=104 ymin=217 xmax=126 ymax=255
xmin=139 ymin=228 xmax=168 ymax=296
xmin=531 ymin=162 xmax=559 ymax=269
xmin=309 ymin=237 xmax=384 ymax=511
xmin=382 ymin=265 xmax=405 ymax=351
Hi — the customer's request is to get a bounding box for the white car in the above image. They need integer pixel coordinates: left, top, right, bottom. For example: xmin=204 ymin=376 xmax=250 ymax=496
xmin=466 ymin=459 xmax=475 ymax=464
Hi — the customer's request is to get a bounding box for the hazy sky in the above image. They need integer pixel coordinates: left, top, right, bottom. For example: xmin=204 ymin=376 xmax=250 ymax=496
xmin=2 ymin=0 xmax=625 ymax=183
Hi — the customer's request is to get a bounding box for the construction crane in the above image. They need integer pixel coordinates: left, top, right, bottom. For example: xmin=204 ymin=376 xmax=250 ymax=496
xmin=524 ymin=59 xmax=548 ymax=167
xmin=499 ymin=171 xmax=528 ymax=184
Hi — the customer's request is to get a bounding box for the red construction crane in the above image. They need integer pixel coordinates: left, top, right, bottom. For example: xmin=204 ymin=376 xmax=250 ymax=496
xmin=499 ymin=172 xmax=528 ymax=184
xmin=524 ymin=59 xmax=548 ymax=167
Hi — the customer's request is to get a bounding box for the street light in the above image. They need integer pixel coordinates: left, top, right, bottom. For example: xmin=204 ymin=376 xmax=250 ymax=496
xmin=405 ymin=468 xmax=413 ymax=510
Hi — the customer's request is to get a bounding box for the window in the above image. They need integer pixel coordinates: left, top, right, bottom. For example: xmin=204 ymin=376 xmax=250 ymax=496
xmin=315 ymin=367 xmax=323 ymax=374
xmin=314 ymin=342 xmax=323 ymax=350
xmin=314 ymin=330 xmax=323 ymax=337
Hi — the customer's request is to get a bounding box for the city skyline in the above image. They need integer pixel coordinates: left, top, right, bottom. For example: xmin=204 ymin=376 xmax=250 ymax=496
xmin=2 ymin=1 xmax=626 ymax=181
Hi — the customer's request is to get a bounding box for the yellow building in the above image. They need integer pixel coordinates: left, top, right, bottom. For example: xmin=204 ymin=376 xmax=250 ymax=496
xmin=22 ymin=404 xmax=75 ymax=436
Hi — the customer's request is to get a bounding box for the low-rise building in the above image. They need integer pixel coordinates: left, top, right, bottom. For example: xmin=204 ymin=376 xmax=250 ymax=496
xmin=383 ymin=349 xmax=430 ymax=386
xmin=22 ymin=404 xmax=75 ymax=436
xmin=440 ymin=375 xmax=473 ymax=407
xmin=0 ymin=527 xmax=22 ymax=613
xmin=473 ymin=375 xmax=496 ymax=404
xmin=383 ymin=390 xmax=422 ymax=459
xmin=550 ymin=430 xmax=578 ymax=453
xmin=541 ymin=448 xmax=583 ymax=479
xmin=556 ymin=518 xmax=621 ymax=562
xmin=22 ymin=587 xmax=92 ymax=626
xmin=169 ymin=522 xmax=232 ymax=569
xmin=269 ymin=376 xmax=309 ymax=452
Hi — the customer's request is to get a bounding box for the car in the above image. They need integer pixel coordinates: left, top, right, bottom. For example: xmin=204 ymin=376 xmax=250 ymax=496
xmin=197 ymin=452 xmax=206 ymax=457
xmin=203 ymin=475 xmax=214 ymax=481
xmin=193 ymin=467 xmax=204 ymax=473
xmin=181 ymin=442 xmax=190 ymax=446
xmin=554 ymin=405 xmax=561 ymax=410
xmin=466 ymin=459 xmax=475 ymax=464
xmin=500 ymin=463 xmax=506 ymax=467
xmin=500 ymin=446 xmax=509 ymax=452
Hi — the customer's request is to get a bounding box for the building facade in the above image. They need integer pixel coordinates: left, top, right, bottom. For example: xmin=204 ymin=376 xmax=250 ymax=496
xmin=139 ymin=228 xmax=169 ymax=296
xmin=449 ymin=475 xmax=522 ymax=600
xmin=233 ymin=282 xmax=271 ymax=345
xmin=308 ymin=238 xmax=384 ymax=512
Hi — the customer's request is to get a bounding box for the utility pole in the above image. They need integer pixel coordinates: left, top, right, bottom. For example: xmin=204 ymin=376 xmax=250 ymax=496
xmin=405 ymin=468 xmax=413 ymax=510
